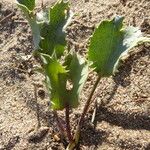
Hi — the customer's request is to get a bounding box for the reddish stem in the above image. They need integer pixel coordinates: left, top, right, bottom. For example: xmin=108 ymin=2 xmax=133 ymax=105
xmin=79 ymin=75 xmax=101 ymax=127
xmin=54 ymin=111 xmax=66 ymax=137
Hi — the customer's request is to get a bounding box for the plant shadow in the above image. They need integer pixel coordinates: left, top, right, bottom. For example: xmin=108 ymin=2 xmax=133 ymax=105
xmin=25 ymin=93 xmax=54 ymax=128
xmin=94 ymin=45 xmax=150 ymax=130
xmin=79 ymin=123 xmax=108 ymax=149
xmin=96 ymin=106 xmax=150 ymax=130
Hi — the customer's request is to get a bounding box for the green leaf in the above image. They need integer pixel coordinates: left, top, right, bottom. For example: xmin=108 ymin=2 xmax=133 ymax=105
xmin=16 ymin=0 xmax=41 ymax=49
xmin=40 ymin=54 xmax=68 ymax=110
xmin=50 ymin=0 xmax=69 ymax=28
xmin=39 ymin=0 xmax=72 ymax=57
xmin=88 ymin=16 xmax=150 ymax=77
xmin=16 ymin=0 xmax=35 ymax=11
xmin=64 ymin=53 xmax=89 ymax=108
xmin=40 ymin=52 xmax=88 ymax=110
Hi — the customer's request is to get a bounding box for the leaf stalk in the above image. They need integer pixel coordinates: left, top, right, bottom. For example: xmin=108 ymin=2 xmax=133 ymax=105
xmin=54 ymin=111 xmax=66 ymax=138
xmin=79 ymin=75 xmax=101 ymax=126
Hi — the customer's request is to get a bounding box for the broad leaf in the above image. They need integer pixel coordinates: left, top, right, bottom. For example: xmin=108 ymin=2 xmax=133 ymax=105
xmin=40 ymin=54 xmax=68 ymax=110
xmin=64 ymin=53 xmax=89 ymax=108
xmin=88 ymin=16 xmax=150 ymax=77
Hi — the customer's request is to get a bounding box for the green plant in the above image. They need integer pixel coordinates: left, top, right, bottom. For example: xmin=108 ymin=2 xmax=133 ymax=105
xmin=16 ymin=0 xmax=150 ymax=149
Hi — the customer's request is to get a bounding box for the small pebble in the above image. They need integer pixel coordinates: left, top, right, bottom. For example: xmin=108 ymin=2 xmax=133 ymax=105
xmin=53 ymin=134 xmax=60 ymax=142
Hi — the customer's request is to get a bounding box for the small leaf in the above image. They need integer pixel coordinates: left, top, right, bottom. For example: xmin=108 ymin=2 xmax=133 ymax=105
xmin=16 ymin=0 xmax=41 ymax=49
xmin=40 ymin=54 xmax=68 ymax=110
xmin=64 ymin=53 xmax=89 ymax=108
xmin=88 ymin=16 xmax=150 ymax=77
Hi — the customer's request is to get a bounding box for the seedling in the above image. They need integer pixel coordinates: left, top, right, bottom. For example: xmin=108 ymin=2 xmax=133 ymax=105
xmin=16 ymin=0 xmax=150 ymax=149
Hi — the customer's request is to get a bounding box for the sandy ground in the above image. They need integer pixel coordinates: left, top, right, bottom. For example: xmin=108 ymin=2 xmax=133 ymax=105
xmin=0 ymin=0 xmax=150 ymax=150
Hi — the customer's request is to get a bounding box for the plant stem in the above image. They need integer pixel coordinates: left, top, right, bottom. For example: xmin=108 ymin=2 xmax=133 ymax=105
xmin=66 ymin=75 xmax=101 ymax=150
xmin=65 ymin=105 xmax=73 ymax=142
xmin=79 ymin=75 xmax=101 ymax=127
xmin=53 ymin=111 xmax=66 ymax=137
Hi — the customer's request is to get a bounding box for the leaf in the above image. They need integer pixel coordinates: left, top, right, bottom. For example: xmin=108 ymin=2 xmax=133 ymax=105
xmin=39 ymin=0 xmax=73 ymax=57
xmin=64 ymin=53 xmax=89 ymax=108
xmin=40 ymin=54 xmax=68 ymax=110
xmin=50 ymin=0 xmax=69 ymax=28
xmin=88 ymin=16 xmax=150 ymax=77
xmin=16 ymin=0 xmax=41 ymax=49
xmin=40 ymin=52 xmax=88 ymax=110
